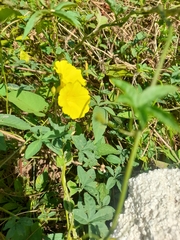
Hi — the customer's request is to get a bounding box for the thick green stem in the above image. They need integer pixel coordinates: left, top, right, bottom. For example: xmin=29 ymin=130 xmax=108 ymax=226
xmin=105 ymin=130 xmax=142 ymax=239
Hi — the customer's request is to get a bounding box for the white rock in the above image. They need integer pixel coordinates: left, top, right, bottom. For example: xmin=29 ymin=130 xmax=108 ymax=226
xmin=112 ymin=168 xmax=180 ymax=240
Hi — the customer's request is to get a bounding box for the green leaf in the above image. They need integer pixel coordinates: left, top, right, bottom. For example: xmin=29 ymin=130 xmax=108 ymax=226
xmin=96 ymin=143 xmax=120 ymax=156
xmin=53 ymin=10 xmax=81 ymax=28
xmin=111 ymin=79 xmax=140 ymax=107
xmin=0 ymin=83 xmax=6 ymax=96
xmin=8 ymin=91 xmax=48 ymax=116
xmin=29 ymin=222 xmax=42 ymax=240
xmin=115 ymin=94 xmax=134 ymax=106
xmin=0 ymin=7 xmax=21 ymax=22
xmin=97 ymin=183 xmax=109 ymax=204
xmin=30 ymin=126 xmax=50 ymax=135
xmin=35 ymin=171 xmax=48 ymax=191
xmin=3 ymin=217 xmax=16 ymax=231
xmin=46 ymin=233 xmax=64 ymax=240
xmin=106 ymin=176 xmax=116 ymax=190
xmin=92 ymin=106 xmax=108 ymax=143
xmin=117 ymin=111 xmax=133 ymax=119
xmin=91 ymin=206 xmax=114 ymax=223
xmin=105 ymin=0 xmax=124 ymax=15
xmin=111 ymin=79 xmax=137 ymax=95
xmin=72 ymin=134 xmax=87 ymax=150
xmin=84 ymin=184 xmax=99 ymax=201
xmin=148 ymin=106 xmax=180 ymax=132
xmin=106 ymin=154 xmax=121 ymax=164
xmin=19 ymin=217 xmax=33 ymax=227
xmin=3 ymin=202 xmax=19 ymax=211
xmin=91 ymin=222 xmax=109 ymax=238
xmin=138 ymin=85 xmax=177 ymax=107
xmin=103 ymin=106 xmax=115 ymax=115
xmin=25 ymin=140 xmax=43 ymax=159
xmin=136 ymin=107 xmax=150 ymax=129
xmin=95 ymin=9 xmax=108 ymax=29
xmin=73 ymin=209 xmax=89 ymax=225
xmin=54 ymin=2 xmax=76 ymax=11
xmin=67 ymin=180 xmax=79 ymax=196
xmin=84 ymin=193 xmax=96 ymax=220
xmin=103 ymin=195 xmax=110 ymax=206
xmin=0 ymin=133 xmax=6 ymax=151
xmin=23 ymin=10 xmax=49 ymax=39
xmin=0 ymin=114 xmax=31 ymax=130
xmin=77 ymin=166 xmax=96 ymax=187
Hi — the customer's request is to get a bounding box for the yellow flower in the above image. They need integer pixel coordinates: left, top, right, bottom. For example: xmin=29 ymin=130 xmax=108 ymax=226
xmin=58 ymin=81 xmax=90 ymax=119
xmin=54 ymin=60 xmax=86 ymax=88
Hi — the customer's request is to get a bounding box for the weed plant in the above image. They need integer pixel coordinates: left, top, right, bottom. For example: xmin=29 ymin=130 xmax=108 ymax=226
xmin=0 ymin=0 xmax=180 ymax=239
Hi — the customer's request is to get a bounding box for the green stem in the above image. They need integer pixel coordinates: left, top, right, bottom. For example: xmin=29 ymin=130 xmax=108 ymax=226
xmin=0 ymin=37 xmax=9 ymax=113
xmin=0 ymin=207 xmax=19 ymax=218
xmin=151 ymin=24 xmax=173 ymax=86
xmin=105 ymin=130 xmax=142 ymax=240
xmin=61 ymin=161 xmax=77 ymax=240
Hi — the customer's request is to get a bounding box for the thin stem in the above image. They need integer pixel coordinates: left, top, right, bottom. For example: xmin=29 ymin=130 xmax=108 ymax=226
xmin=105 ymin=130 xmax=142 ymax=240
xmin=151 ymin=24 xmax=173 ymax=86
xmin=0 ymin=207 xmax=19 ymax=218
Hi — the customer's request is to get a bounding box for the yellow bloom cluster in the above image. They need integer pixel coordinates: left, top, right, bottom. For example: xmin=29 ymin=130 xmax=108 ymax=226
xmin=54 ymin=60 xmax=90 ymax=119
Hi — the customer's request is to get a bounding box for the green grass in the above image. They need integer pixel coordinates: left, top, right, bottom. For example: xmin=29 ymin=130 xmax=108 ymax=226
xmin=0 ymin=0 xmax=180 ymax=239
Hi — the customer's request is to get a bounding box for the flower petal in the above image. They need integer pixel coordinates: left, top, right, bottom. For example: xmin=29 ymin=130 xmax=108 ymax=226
xmin=54 ymin=60 xmax=86 ymax=87
xmin=58 ymin=82 xmax=90 ymax=119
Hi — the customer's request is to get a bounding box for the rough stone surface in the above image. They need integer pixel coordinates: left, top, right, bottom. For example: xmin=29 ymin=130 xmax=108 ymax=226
xmin=112 ymin=168 xmax=180 ymax=240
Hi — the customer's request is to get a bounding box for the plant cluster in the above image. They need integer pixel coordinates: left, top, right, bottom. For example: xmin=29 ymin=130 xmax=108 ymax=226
xmin=0 ymin=0 xmax=180 ymax=239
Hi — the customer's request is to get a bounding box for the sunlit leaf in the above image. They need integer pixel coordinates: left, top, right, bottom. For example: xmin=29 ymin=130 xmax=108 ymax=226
xmin=92 ymin=106 xmax=108 ymax=143
xmin=54 ymin=2 xmax=76 ymax=11
xmin=73 ymin=209 xmax=89 ymax=225
xmin=138 ymin=85 xmax=177 ymax=107
xmin=148 ymin=106 xmax=180 ymax=132
xmin=0 ymin=114 xmax=31 ymax=130
xmin=53 ymin=10 xmax=81 ymax=28
xmin=90 ymin=206 xmax=115 ymax=222
xmin=0 ymin=7 xmax=21 ymax=22
xmin=20 ymin=50 xmax=31 ymax=62
xmin=96 ymin=143 xmax=120 ymax=156
xmin=8 ymin=90 xmax=48 ymax=116
xmin=25 ymin=140 xmax=43 ymax=159
xmin=23 ymin=10 xmax=49 ymax=39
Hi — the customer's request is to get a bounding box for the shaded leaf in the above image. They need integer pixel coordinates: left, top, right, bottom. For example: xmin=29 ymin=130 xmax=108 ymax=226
xmin=0 ymin=133 xmax=7 ymax=151
xmin=35 ymin=171 xmax=48 ymax=191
